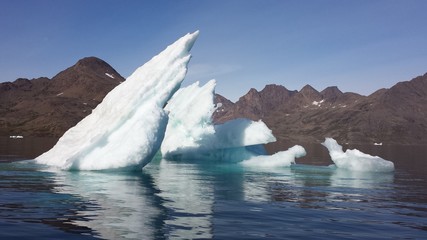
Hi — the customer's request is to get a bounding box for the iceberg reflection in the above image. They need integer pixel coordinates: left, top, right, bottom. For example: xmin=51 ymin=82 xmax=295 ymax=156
xmin=51 ymin=170 xmax=164 ymax=240
xmin=241 ymin=163 xmax=394 ymax=210
xmin=153 ymin=159 xmax=214 ymax=239
xmin=329 ymin=167 xmax=394 ymax=189
xmin=51 ymin=157 xmax=215 ymax=239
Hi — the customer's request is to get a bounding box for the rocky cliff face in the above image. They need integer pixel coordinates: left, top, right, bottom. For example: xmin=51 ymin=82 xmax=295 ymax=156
xmin=213 ymin=73 xmax=427 ymax=145
xmin=0 ymin=57 xmax=124 ymax=137
xmin=213 ymin=84 xmax=296 ymax=122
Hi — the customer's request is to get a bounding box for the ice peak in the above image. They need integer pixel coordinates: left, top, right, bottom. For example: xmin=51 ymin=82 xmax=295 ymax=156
xmin=157 ymin=31 xmax=199 ymax=61
xmin=185 ymin=30 xmax=200 ymax=50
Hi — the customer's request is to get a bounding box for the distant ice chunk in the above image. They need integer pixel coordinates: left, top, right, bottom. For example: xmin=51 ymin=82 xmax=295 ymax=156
xmin=322 ymin=138 xmax=394 ymax=172
xmin=36 ymin=31 xmax=199 ymax=170
xmin=241 ymin=145 xmax=306 ymax=167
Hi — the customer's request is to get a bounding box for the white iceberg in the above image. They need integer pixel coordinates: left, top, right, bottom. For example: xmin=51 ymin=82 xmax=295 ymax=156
xmin=161 ymin=80 xmax=277 ymax=161
xmin=35 ymin=30 xmax=302 ymax=169
xmin=241 ymin=145 xmax=306 ymax=167
xmin=36 ymin=31 xmax=199 ymax=170
xmin=322 ymin=138 xmax=394 ymax=172
xmin=161 ymin=80 xmax=217 ymax=157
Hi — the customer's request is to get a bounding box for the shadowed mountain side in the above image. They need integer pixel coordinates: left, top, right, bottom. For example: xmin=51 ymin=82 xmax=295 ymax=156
xmin=213 ymin=73 xmax=427 ymax=145
xmin=0 ymin=57 xmax=124 ymax=137
xmin=214 ymin=84 xmax=297 ymax=121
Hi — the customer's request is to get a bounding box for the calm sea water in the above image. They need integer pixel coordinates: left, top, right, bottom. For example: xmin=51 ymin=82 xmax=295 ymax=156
xmin=1 ymin=137 xmax=426 ymax=239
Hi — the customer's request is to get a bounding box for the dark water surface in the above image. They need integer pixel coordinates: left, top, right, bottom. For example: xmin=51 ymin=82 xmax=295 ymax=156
xmin=1 ymin=137 xmax=426 ymax=239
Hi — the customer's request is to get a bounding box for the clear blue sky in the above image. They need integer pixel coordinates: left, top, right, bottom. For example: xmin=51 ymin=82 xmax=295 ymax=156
xmin=1 ymin=0 xmax=426 ymax=101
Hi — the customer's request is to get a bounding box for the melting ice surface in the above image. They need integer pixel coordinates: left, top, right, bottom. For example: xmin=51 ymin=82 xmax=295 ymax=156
xmin=36 ymin=31 xmax=199 ymax=170
xmin=161 ymin=80 xmax=278 ymax=161
xmin=241 ymin=145 xmax=306 ymax=168
xmin=322 ymin=138 xmax=395 ymax=172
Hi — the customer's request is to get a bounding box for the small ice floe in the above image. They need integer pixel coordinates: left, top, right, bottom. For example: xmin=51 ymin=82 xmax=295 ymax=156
xmin=374 ymin=142 xmax=383 ymax=146
xmin=241 ymin=145 xmax=306 ymax=168
xmin=105 ymin=73 xmax=115 ymax=79
xmin=322 ymin=138 xmax=394 ymax=172
xmin=9 ymin=135 xmax=24 ymax=139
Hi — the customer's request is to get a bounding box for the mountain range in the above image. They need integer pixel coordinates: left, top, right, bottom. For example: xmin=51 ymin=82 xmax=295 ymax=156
xmin=213 ymin=73 xmax=427 ymax=145
xmin=1 ymin=56 xmax=426 ymax=145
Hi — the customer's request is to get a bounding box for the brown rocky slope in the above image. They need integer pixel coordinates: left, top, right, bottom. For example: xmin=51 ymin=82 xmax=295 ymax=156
xmin=0 ymin=57 xmax=124 ymax=137
xmin=213 ymin=73 xmax=427 ymax=145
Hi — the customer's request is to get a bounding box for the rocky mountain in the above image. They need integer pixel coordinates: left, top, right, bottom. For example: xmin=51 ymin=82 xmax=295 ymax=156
xmin=214 ymin=84 xmax=297 ymax=121
xmin=1 ymin=56 xmax=426 ymax=145
xmin=213 ymin=73 xmax=427 ymax=145
xmin=0 ymin=57 xmax=124 ymax=137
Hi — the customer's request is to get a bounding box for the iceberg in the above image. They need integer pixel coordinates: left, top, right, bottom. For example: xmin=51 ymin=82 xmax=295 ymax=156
xmin=161 ymin=80 xmax=277 ymax=161
xmin=36 ymin=31 xmax=199 ymax=170
xmin=35 ymin=30 xmax=300 ymax=170
xmin=322 ymin=138 xmax=394 ymax=172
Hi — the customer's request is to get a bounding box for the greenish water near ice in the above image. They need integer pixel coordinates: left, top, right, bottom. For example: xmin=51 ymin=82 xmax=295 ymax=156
xmin=1 ymin=139 xmax=426 ymax=239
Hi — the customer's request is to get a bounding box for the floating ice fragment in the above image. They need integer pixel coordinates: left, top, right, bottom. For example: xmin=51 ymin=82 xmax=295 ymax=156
xmin=241 ymin=145 xmax=306 ymax=167
xmin=322 ymin=138 xmax=394 ymax=172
